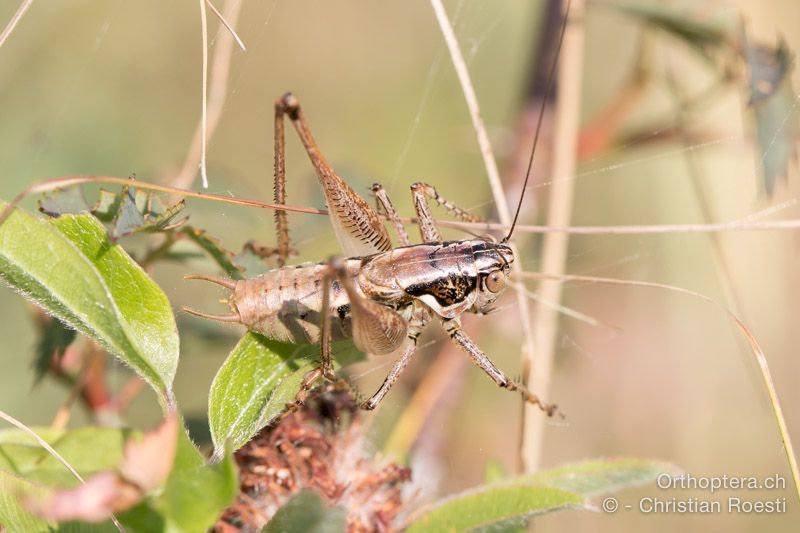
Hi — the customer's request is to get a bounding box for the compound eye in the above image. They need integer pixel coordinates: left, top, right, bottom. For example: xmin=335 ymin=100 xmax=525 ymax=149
xmin=485 ymin=270 xmax=505 ymax=293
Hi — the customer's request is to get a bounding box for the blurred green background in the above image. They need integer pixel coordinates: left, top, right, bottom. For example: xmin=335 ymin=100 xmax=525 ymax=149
xmin=1 ymin=0 xmax=798 ymax=530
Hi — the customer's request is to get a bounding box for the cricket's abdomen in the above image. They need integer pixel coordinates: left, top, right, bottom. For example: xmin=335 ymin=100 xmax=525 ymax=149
xmin=230 ymin=261 xmax=357 ymax=345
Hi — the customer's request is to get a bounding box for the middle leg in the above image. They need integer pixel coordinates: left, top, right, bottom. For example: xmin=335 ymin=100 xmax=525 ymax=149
xmin=361 ymin=304 xmax=430 ymax=410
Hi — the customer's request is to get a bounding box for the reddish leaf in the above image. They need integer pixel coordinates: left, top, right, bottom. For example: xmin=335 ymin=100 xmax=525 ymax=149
xmin=25 ymin=415 xmax=179 ymax=523
xmin=120 ymin=414 xmax=179 ymax=491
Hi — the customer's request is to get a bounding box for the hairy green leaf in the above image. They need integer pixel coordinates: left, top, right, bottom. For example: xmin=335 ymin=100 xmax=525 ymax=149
xmin=0 ymin=204 xmax=179 ymax=403
xmin=0 ymin=427 xmax=142 ymax=532
xmin=208 ymin=334 xmax=363 ymax=459
xmin=406 ymin=485 xmax=585 ymax=532
xmin=524 ymin=457 xmax=679 ymax=497
xmin=161 ymin=427 xmax=238 ymax=533
xmin=0 ymin=471 xmax=54 ymax=532
xmin=0 ymin=426 xmax=131 ymax=485
xmin=405 ymin=458 xmax=678 ymax=532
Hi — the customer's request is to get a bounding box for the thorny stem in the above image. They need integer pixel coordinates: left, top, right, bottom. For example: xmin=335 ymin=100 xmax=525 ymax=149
xmin=428 ymin=0 xmax=538 ymax=474
xmin=523 ymin=0 xmax=584 ymax=474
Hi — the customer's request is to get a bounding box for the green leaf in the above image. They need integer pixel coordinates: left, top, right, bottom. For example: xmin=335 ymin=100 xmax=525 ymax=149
xmin=525 ymin=457 xmax=679 ymax=497
xmin=0 ymin=204 xmax=179 ymax=403
xmin=180 ymin=226 xmax=244 ymax=280
xmin=38 ymin=187 xmax=90 ymax=218
xmin=744 ymin=36 xmax=798 ymax=194
xmin=0 ymin=470 xmax=140 ymax=533
xmin=161 ymin=427 xmax=238 ymax=533
xmin=484 ymin=458 xmax=508 ymax=484
xmin=208 ymin=334 xmax=364 ymax=459
xmin=0 ymin=427 xmax=146 ymax=533
xmin=604 ymin=0 xmax=740 ymax=62
xmin=32 ymin=316 xmax=77 ymax=383
xmin=405 ymin=458 xmax=678 ymax=532
xmin=91 ymin=189 xmax=121 ymax=222
xmin=263 ymin=491 xmax=346 ymax=533
xmin=0 ymin=426 xmax=65 ymax=475
xmin=27 ymin=428 xmax=129 ymax=487
xmin=111 ymin=186 xmax=147 ymax=239
xmin=116 ymin=502 xmax=166 ymax=533
xmin=0 ymin=470 xmax=55 ymax=532
xmin=0 ymin=426 xmax=131 ymax=485
xmin=406 ymin=485 xmax=585 ymax=533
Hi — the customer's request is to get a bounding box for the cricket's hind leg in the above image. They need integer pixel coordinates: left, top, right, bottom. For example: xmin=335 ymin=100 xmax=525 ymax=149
xmin=275 ymin=93 xmax=393 ymax=258
xmin=272 ymin=95 xmax=293 ymax=266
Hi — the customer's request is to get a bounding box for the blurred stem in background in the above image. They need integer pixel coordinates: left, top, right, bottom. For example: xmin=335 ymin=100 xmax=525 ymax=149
xmin=524 ymin=0 xmax=585 ymax=474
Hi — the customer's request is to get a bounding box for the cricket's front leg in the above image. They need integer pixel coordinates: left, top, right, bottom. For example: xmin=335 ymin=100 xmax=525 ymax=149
xmin=442 ymin=319 xmax=558 ymax=417
xmin=371 ymin=183 xmax=411 ymax=247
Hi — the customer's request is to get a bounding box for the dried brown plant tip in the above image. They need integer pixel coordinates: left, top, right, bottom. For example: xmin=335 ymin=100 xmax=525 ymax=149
xmin=215 ymin=385 xmax=411 ymax=533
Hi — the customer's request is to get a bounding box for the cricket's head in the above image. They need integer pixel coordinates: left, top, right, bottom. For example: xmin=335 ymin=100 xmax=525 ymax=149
xmin=470 ymin=239 xmax=515 ymax=315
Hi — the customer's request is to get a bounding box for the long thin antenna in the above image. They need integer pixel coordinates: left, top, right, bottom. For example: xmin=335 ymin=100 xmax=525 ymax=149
xmin=503 ymin=0 xmax=572 ymax=243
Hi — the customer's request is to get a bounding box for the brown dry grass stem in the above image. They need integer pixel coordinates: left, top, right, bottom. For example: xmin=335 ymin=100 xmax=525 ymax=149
xmin=523 ymin=0 xmax=585 ymax=474
xmin=0 ymin=0 xmax=34 ymax=49
xmin=184 ymin=0 xmax=246 ymax=191
xmin=428 ymin=0 xmax=538 ymax=474
xmin=7 ymin=175 xmax=800 ymax=235
xmin=198 ymin=0 xmax=209 ymax=188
